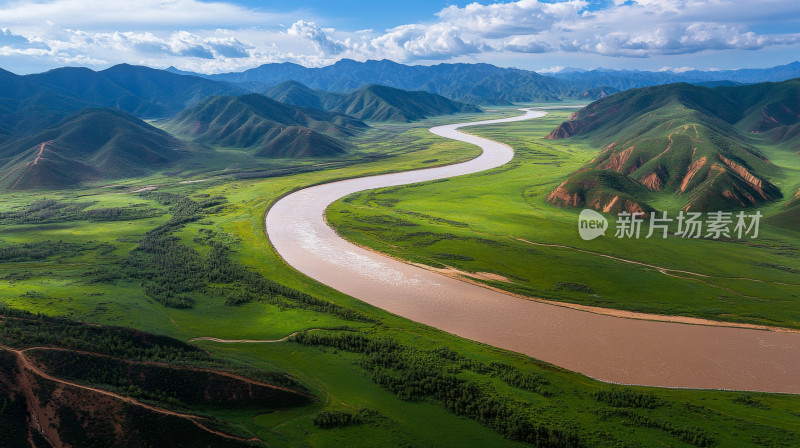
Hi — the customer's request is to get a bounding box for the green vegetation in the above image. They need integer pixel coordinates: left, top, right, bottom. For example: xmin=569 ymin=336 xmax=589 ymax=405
xmin=163 ymin=93 xmax=367 ymax=158
xmin=325 ymin=84 xmax=481 ymax=122
xmin=267 ymin=81 xmax=481 ymax=122
xmin=0 ymin=108 xmax=182 ymax=190
xmin=0 ymin=308 xmax=310 ymax=447
xmin=328 ymin=108 xmax=800 ymax=329
xmin=2 ymin=106 xmax=800 ymax=447
xmin=545 ymin=80 xmax=800 ymax=213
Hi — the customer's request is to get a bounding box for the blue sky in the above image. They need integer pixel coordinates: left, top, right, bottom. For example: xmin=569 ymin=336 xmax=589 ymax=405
xmin=1 ymin=0 xmax=799 ymax=74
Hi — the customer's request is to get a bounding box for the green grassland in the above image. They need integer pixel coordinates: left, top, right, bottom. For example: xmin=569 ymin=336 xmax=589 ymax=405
xmin=328 ymin=108 xmax=800 ymax=329
xmin=2 ymin=108 xmax=800 ymax=447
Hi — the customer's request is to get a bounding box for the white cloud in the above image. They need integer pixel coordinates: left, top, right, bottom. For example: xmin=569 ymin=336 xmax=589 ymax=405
xmin=282 ymin=0 xmax=800 ymax=64
xmin=658 ymin=66 xmax=696 ymax=73
xmin=288 ymin=20 xmax=345 ymax=55
xmin=1 ymin=0 xmax=800 ymax=73
xmin=0 ymin=0 xmax=282 ymax=27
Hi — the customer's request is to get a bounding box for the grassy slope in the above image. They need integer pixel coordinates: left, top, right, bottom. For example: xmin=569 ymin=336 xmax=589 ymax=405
xmin=545 ymin=83 xmax=789 ymax=213
xmin=162 ymin=93 xmax=366 ymax=159
xmin=0 ymin=108 xmax=182 ymax=189
xmin=324 ymin=84 xmax=481 ymax=122
xmin=327 ymin=108 xmax=800 ymax=329
xmin=2 ymin=108 xmax=800 ymax=447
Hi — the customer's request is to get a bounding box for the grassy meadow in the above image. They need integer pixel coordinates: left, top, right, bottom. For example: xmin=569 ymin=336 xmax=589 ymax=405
xmin=328 ymin=108 xmax=800 ymax=329
xmin=2 ymin=107 xmax=800 ymax=447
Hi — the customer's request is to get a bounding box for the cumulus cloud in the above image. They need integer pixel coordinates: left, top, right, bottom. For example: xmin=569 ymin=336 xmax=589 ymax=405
xmin=360 ymin=23 xmax=486 ymax=61
xmin=282 ymin=0 xmax=800 ymax=64
xmin=288 ymin=20 xmax=345 ymax=55
xmin=0 ymin=28 xmax=48 ymax=49
xmin=2 ymin=0 xmax=800 ymax=73
xmin=435 ymin=0 xmax=587 ymax=38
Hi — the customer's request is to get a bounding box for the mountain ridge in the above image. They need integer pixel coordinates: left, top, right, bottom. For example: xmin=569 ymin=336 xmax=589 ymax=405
xmin=164 ymin=93 xmax=368 ymax=158
xmin=0 ymin=108 xmax=184 ymax=190
xmin=545 ymin=79 xmax=800 ymax=214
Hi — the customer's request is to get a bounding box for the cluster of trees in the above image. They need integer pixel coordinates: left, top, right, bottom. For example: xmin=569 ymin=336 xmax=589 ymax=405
xmin=732 ymin=393 xmax=770 ymax=410
xmin=30 ymin=349 xmax=310 ymax=411
xmin=595 ymin=408 xmax=716 ymax=447
xmin=0 ymin=306 xmax=210 ymax=363
xmin=127 ymin=230 xmax=204 ymax=309
xmin=593 ymin=388 xmax=664 ymax=409
xmin=0 ymin=198 xmax=162 ymax=225
xmin=124 ymin=192 xmax=373 ymax=322
xmin=0 ymin=240 xmax=84 ymax=262
xmin=489 ymin=362 xmax=551 ymax=396
xmin=556 ymin=282 xmax=595 ymax=294
xmin=311 ymin=408 xmax=381 ymax=429
xmin=292 ymin=331 xmax=579 ymax=447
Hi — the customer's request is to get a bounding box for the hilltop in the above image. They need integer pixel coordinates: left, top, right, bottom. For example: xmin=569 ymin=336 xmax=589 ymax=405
xmin=546 ymin=79 xmax=800 ymax=213
xmin=0 ymin=108 xmax=183 ymax=190
xmin=266 ymin=82 xmax=480 ymax=122
xmin=0 ymin=64 xmax=239 ymax=142
xmin=164 ymin=93 xmax=368 ymax=158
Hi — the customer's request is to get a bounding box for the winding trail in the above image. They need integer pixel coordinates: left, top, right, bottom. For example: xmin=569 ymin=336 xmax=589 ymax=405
xmin=265 ymin=109 xmax=800 ymax=394
xmin=0 ymin=344 xmax=261 ymax=443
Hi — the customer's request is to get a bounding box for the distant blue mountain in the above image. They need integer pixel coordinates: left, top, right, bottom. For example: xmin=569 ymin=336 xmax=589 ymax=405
xmin=0 ymin=64 xmax=241 ymax=147
xmin=184 ymin=59 xmax=574 ymax=105
xmin=168 ymin=59 xmax=800 ymax=105
xmin=550 ymin=61 xmax=800 ymax=90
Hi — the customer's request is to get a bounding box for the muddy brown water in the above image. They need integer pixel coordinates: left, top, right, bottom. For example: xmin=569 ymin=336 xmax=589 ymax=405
xmin=266 ymin=109 xmax=800 ymax=394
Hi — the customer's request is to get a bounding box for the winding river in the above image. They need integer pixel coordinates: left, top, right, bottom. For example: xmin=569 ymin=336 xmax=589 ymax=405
xmin=266 ymin=109 xmax=800 ymax=394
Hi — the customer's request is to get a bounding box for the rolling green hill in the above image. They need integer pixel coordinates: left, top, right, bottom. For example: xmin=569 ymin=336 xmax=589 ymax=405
xmin=546 ymin=80 xmax=800 ymax=212
xmin=165 ymin=93 xmax=367 ymax=157
xmin=323 ymin=84 xmax=481 ymax=122
xmin=266 ymin=80 xmax=326 ymax=110
xmin=265 ymin=81 xmax=482 ymax=122
xmin=0 ymin=108 xmax=183 ymax=190
xmin=0 ymin=64 xmax=241 ymax=151
xmin=25 ymin=64 xmax=241 ymax=118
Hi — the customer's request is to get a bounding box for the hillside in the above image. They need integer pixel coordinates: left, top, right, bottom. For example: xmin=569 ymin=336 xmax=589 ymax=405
xmin=165 ymin=93 xmax=367 ymax=157
xmin=322 ymin=84 xmax=481 ymax=122
xmin=0 ymin=108 xmax=183 ymax=190
xmin=0 ymin=64 xmax=240 ymax=149
xmin=207 ymin=59 xmax=574 ymax=104
xmin=265 ymin=81 xmax=481 ymax=122
xmin=266 ymin=80 xmax=325 ymax=110
xmin=178 ymin=59 xmax=800 ymax=105
xmin=0 ymin=307 xmax=312 ymax=447
xmin=551 ymin=60 xmax=800 ymax=91
xmin=25 ymin=64 xmax=241 ymax=117
xmin=545 ymin=80 xmax=800 ymax=212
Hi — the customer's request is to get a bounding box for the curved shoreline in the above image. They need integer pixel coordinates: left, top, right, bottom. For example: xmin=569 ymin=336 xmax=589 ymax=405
xmin=265 ymin=109 xmax=800 ymax=394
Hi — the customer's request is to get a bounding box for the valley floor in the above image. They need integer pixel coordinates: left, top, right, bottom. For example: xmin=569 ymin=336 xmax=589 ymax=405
xmin=1 ymin=107 xmax=800 ymax=447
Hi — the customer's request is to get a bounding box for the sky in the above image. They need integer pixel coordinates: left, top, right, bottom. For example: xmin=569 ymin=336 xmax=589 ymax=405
xmin=1 ymin=0 xmax=799 ymax=75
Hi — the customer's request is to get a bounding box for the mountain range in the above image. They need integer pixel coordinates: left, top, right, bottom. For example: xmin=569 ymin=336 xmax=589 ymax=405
xmin=551 ymin=61 xmax=800 ymax=91
xmin=169 ymin=59 xmax=800 ymax=105
xmin=546 ymin=79 xmax=800 ymax=215
xmin=164 ymin=93 xmax=368 ymax=158
xmin=2 ymin=59 xmax=800 ymax=192
xmin=0 ymin=108 xmax=183 ymax=190
xmin=0 ymin=63 xmax=489 ymax=188
xmin=0 ymin=64 xmax=240 ymax=147
xmin=171 ymin=59 xmax=576 ymax=105
xmin=266 ymin=82 xmax=481 ymax=122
